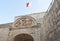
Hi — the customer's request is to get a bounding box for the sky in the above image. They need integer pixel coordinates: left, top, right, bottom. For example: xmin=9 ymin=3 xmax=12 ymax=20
xmin=0 ymin=0 xmax=52 ymax=24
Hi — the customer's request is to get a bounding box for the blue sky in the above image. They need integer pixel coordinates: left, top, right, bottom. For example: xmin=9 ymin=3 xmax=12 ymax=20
xmin=0 ymin=0 xmax=52 ymax=24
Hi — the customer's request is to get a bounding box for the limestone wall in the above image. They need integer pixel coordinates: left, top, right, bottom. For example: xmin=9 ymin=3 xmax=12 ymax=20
xmin=42 ymin=0 xmax=60 ymax=41
xmin=0 ymin=28 xmax=9 ymax=41
xmin=0 ymin=23 xmax=12 ymax=41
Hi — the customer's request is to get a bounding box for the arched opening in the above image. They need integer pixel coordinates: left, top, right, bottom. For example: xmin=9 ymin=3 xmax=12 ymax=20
xmin=14 ymin=34 xmax=34 ymax=41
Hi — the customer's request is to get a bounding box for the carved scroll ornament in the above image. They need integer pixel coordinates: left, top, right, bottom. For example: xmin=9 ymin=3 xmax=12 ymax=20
xmin=14 ymin=16 xmax=36 ymax=28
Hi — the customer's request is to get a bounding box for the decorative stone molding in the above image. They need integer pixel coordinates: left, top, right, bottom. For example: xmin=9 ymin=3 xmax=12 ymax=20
xmin=13 ymin=16 xmax=37 ymax=28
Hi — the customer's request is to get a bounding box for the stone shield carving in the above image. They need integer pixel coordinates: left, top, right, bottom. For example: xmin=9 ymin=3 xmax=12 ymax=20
xmin=14 ymin=16 xmax=36 ymax=28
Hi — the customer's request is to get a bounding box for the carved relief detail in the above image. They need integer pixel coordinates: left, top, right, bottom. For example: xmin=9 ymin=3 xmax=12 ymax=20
xmin=14 ymin=16 xmax=36 ymax=28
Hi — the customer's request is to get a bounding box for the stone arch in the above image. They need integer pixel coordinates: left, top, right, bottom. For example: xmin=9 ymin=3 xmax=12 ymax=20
xmin=9 ymin=30 xmax=35 ymax=41
xmin=14 ymin=33 xmax=34 ymax=41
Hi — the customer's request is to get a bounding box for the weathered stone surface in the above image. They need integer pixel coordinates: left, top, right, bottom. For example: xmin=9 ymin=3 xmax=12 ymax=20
xmin=42 ymin=0 xmax=60 ymax=41
xmin=0 ymin=12 xmax=45 ymax=41
xmin=0 ymin=28 xmax=9 ymax=41
xmin=0 ymin=0 xmax=60 ymax=41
